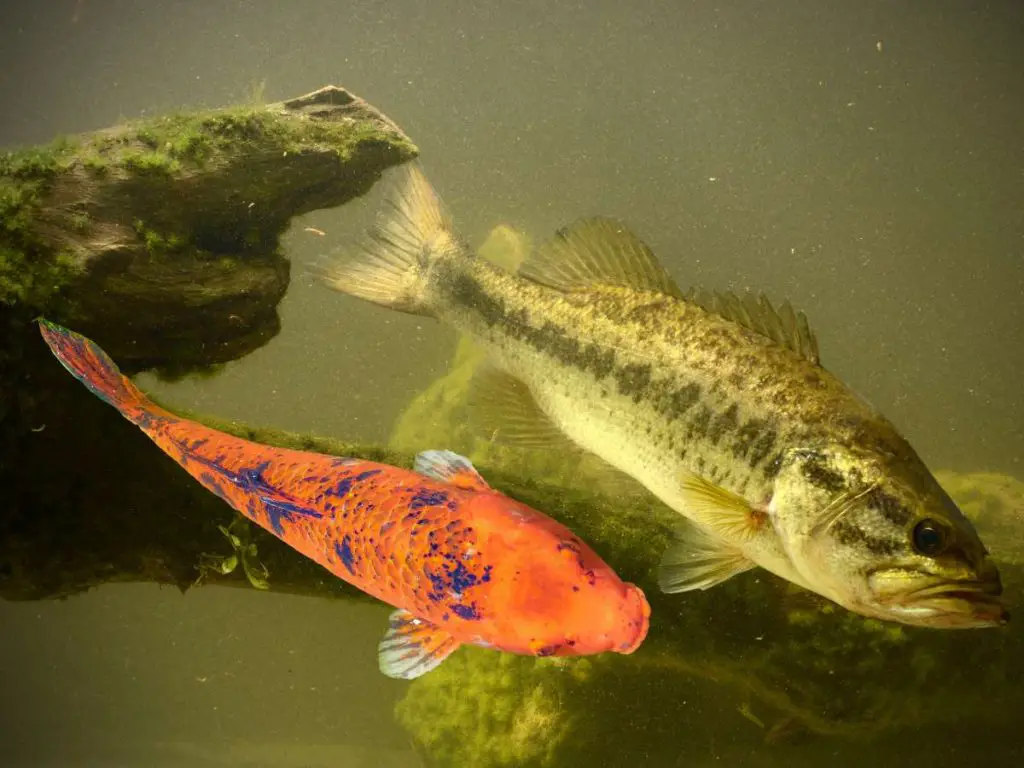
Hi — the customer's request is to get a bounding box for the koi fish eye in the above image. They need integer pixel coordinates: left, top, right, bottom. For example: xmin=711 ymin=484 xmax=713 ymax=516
xmin=912 ymin=518 xmax=949 ymax=556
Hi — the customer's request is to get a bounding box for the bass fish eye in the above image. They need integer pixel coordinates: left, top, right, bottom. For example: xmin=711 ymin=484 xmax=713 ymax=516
xmin=912 ymin=518 xmax=948 ymax=556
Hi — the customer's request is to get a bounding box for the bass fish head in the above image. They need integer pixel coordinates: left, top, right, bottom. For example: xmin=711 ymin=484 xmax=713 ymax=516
xmin=769 ymin=445 xmax=1008 ymax=629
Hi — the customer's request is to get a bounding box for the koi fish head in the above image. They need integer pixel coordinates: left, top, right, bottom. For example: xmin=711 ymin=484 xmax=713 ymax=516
xmin=469 ymin=496 xmax=650 ymax=658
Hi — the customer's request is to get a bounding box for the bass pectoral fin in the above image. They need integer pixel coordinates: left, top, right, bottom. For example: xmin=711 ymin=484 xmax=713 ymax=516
xmin=677 ymin=470 xmax=767 ymax=543
xmin=658 ymin=520 xmax=756 ymax=593
xmin=378 ymin=609 xmax=462 ymax=680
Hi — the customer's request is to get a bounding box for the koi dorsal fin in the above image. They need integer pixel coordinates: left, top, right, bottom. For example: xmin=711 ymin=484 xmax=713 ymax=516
xmin=414 ymin=450 xmax=492 ymax=492
xmin=378 ymin=609 xmax=461 ymax=680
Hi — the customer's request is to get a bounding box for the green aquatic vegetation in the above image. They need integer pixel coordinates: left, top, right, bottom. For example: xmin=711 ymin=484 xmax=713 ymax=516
xmin=80 ymin=154 xmax=109 ymax=176
xmin=0 ymin=138 xmax=74 ymax=181
xmin=0 ymin=174 xmax=80 ymax=309
xmin=0 ymin=244 xmax=75 ymax=308
xmin=396 ymin=651 xmax=586 ymax=767
xmin=167 ymin=130 xmax=211 ymax=164
xmin=121 ymin=149 xmax=181 ymax=176
xmin=193 ymin=517 xmax=270 ymax=590
xmin=132 ymin=218 xmax=186 ymax=255
xmin=134 ymin=127 xmax=159 ymax=149
xmin=124 ymin=106 xmax=305 ymax=170
xmin=69 ymin=212 xmax=90 ymax=233
xmin=0 ymin=137 xmax=91 ymax=311
xmin=139 ymin=108 xmax=289 ymax=167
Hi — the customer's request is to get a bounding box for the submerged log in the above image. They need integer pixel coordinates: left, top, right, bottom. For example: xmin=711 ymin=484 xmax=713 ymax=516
xmin=0 ymin=85 xmax=416 ymax=375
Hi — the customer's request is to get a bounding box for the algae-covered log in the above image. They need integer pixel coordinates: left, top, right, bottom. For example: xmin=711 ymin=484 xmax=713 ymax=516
xmin=0 ymin=85 xmax=416 ymax=374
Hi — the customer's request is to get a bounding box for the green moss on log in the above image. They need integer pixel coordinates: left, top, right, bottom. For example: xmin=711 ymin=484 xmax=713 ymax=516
xmin=0 ymin=85 xmax=417 ymax=375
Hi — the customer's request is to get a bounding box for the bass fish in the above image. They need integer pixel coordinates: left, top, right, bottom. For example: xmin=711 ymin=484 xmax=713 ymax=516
xmin=314 ymin=163 xmax=1007 ymax=629
xmin=37 ymin=319 xmax=650 ymax=678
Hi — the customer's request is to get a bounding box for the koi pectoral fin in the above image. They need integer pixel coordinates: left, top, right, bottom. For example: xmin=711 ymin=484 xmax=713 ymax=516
xmin=413 ymin=449 xmax=492 ymax=492
xmin=378 ymin=609 xmax=461 ymax=680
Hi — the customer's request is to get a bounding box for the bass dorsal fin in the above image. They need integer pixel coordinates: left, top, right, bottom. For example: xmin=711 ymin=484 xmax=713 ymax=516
xmin=520 ymin=216 xmax=685 ymax=298
xmin=687 ymin=288 xmax=820 ymax=364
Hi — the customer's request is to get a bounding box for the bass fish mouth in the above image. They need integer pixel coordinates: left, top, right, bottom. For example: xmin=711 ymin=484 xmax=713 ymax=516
xmin=877 ymin=573 xmax=1010 ymax=629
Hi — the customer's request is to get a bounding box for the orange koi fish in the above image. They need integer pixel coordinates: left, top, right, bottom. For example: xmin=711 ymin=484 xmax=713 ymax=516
xmin=38 ymin=319 xmax=650 ymax=679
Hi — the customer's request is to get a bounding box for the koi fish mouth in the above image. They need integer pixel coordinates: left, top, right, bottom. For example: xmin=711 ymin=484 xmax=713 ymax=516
xmin=871 ymin=569 xmax=1009 ymax=629
xmin=616 ymin=583 xmax=651 ymax=654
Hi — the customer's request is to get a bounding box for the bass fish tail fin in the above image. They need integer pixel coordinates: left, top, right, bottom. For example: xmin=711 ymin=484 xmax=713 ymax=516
xmin=37 ymin=318 xmax=158 ymax=425
xmin=311 ymin=161 xmax=462 ymax=317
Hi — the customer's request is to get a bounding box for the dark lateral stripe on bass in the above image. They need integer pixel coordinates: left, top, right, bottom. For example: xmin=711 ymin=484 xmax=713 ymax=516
xmin=444 ymin=268 xmax=780 ymax=469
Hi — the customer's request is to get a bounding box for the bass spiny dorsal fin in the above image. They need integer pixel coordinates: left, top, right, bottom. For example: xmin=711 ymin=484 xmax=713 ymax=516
xmin=519 ymin=216 xmax=685 ymax=298
xmin=686 ymin=288 xmax=820 ymax=364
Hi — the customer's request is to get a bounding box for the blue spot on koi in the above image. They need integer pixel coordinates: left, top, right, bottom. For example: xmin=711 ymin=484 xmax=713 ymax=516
xmin=327 ymin=468 xmax=382 ymax=500
xmin=424 ymin=567 xmax=447 ymax=602
xmin=186 ymin=456 xmax=321 ymax=535
xmin=136 ymin=410 xmax=158 ymax=429
xmin=449 ymin=562 xmax=479 ymax=593
xmin=262 ymin=498 xmax=322 ymax=536
xmin=335 ymin=536 xmax=356 ymax=575
xmin=450 ymin=603 xmax=481 ymax=620
xmin=423 ymin=561 xmax=491 ymax=602
xmin=410 ymin=489 xmax=448 ymax=509
xmin=329 ymin=476 xmax=355 ymax=499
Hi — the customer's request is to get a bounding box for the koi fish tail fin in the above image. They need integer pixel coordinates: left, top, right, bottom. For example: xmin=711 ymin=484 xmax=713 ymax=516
xmin=309 ymin=161 xmax=466 ymax=318
xmin=37 ymin=319 xmax=159 ymax=425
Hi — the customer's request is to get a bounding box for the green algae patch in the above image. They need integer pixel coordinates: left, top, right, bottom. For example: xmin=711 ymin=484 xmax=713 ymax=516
xmin=0 ymin=141 xmax=84 ymax=311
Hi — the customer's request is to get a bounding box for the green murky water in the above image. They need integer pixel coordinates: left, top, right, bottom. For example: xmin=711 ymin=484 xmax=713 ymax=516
xmin=2 ymin=2 xmax=1022 ymax=766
